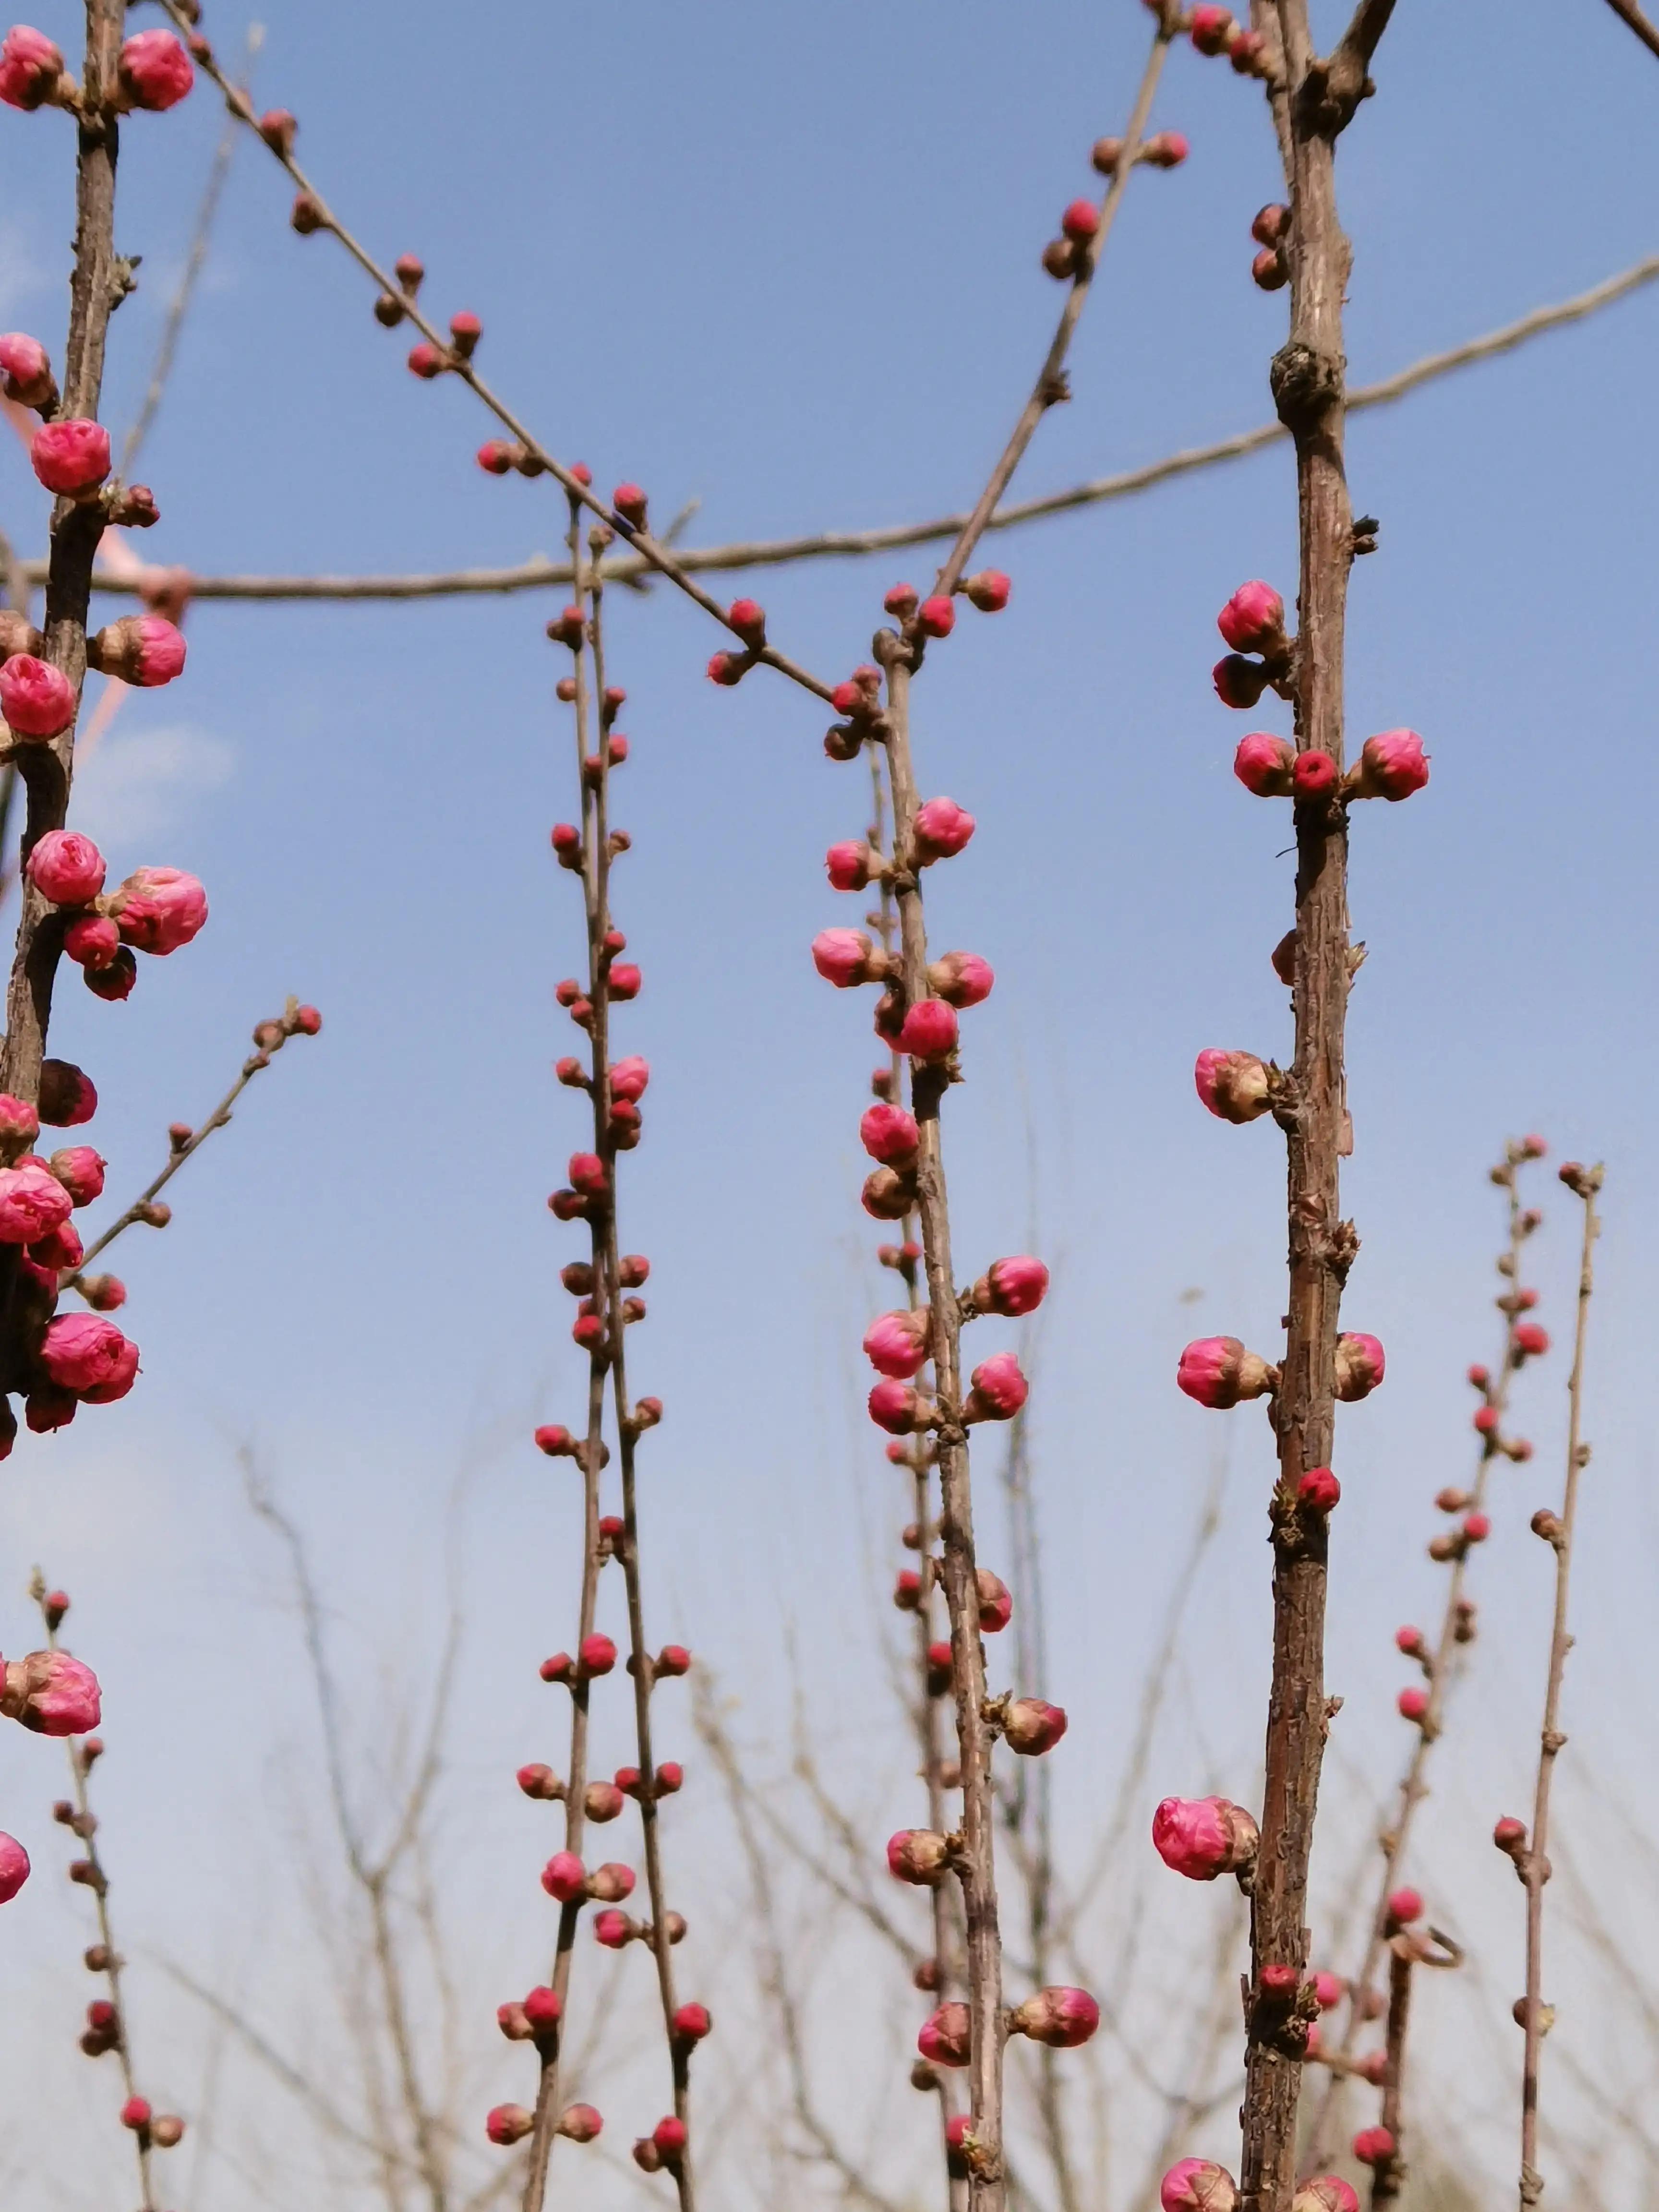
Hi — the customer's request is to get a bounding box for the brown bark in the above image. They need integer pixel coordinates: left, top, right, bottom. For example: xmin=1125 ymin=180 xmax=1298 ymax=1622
xmin=1368 ymin=1945 xmax=1410 ymax=2209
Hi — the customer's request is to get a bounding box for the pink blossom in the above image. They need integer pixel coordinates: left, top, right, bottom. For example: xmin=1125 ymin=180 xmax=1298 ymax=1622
xmin=1060 ymin=198 xmax=1101 ymax=243
xmin=0 ymin=654 xmax=75 ymax=740
xmin=1298 ymin=1467 xmax=1341 ymax=1511
xmin=928 ymin=951 xmax=994 ymax=1009
xmin=0 ymin=1831 xmax=29 ymax=1902
xmin=606 ymin=961 xmax=640 ymax=999
xmin=541 ymin=1851 xmax=587 ymax=1902
xmin=1397 ymin=1685 xmax=1429 ymax=1722
xmin=673 ymin=2001 xmax=711 ymax=2041
xmin=887 ymin=1829 xmax=951 ymax=1885
xmin=1233 ymin=732 xmax=1295 ymax=796
xmin=963 ymin=570 xmax=1010 ymax=613
xmin=1334 ymin=1332 xmax=1385 ymax=1401
xmin=1348 ymin=728 xmax=1429 ymax=802
xmin=1293 ymin=750 xmax=1337 ymax=798
xmin=37 ymin=1061 xmax=95 ymax=1128
xmin=1514 ymin=1321 xmax=1549 ymax=1358
xmin=860 ymin=1102 xmax=919 ymax=1165
xmin=1214 ymin=655 xmax=1269 ymax=709
xmin=897 ymin=999 xmax=958 ymax=1061
xmin=0 ymin=331 xmax=53 ymax=407
xmin=31 ymin=1220 xmax=82 ymax=1272
xmin=26 ymin=830 xmax=105 ymax=906
xmin=917 ymin=2001 xmax=971 ymax=2067
xmin=868 ymin=1379 xmax=932 ymax=1434
xmin=118 ymin=29 xmax=194 ymax=109
xmin=912 ymin=796 xmax=976 ymax=861
xmin=977 ymin=1569 xmax=1012 ymax=1633
xmin=64 ymin=915 xmax=120 ymax=971
xmin=966 ymin=1351 xmax=1028 ymax=1421
xmin=39 ymin=1312 xmax=138 ymax=1400
xmin=47 ymin=1148 xmax=105 ymax=1206
xmin=88 ymin=614 xmax=187 ymax=687
xmin=972 ymin=1255 xmax=1049 ymax=1316
xmin=1352 ymin=2128 xmax=1395 ymax=2167
xmin=917 ymin=595 xmax=955 ymax=639
xmin=593 ymin=1908 xmax=633 ymax=1948
xmin=1152 ymin=1795 xmax=1259 ymax=1881
xmin=0 ymin=1095 xmax=37 ymax=1149
xmin=610 ymin=1056 xmax=649 ymax=1102
xmin=613 ymin=483 xmax=648 ymax=527
xmin=1009 ymin=1986 xmax=1099 ymax=2048
xmin=1142 ymin=130 xmax=1189 ymax=166
xmin=0 ymin=1160 xmax=73 ymax=1245
xmin=1003 ymin=1698 xmax=1068 ymax=1755
xmin=1291 ymin=2184 xmax=1358 ymax=2212
xmin=0 ymin=25 xmax=64 ymax=109
xmin=557 ymin=2104 xmax=603 ymax=2142
xmin=578 ymin=1632 xmax=616 ymax=1677
xmin=1160 ymin=2160 xmax=1238 ymax=2212
xmin=1494 ymin=1816 xmax=1528 ymax=1855
xmin=825 ymin=841 xmax=874 ymax=891
xmin=523 ymin=1985 xmax=562 ymax=2032
xmin=30 ymin=418 xmax=110 ymax=498
xmin=1387 ymin=1887 xmax=1423 ymax=1925
xmin=111 ymin=867 xmax=207 ymax=955
xmin=1194 ymin=1048 xmax=1274 ymax=1123
xmin=3 ymin=1649 xmax=101 ymax=1734
xmin=863 ymin=1308 xmax=930 ymax=1380
xmin=1312 ymin=1970 xmax=1345 ymax=2009
xmin=1190 ymin=5 xmax=1235 ymax=54
xmin=812 ymin=927 xmax=882 ymax=988
xmin=1176 ymin=1336 xmax=1275 ymax=1409
xmin=1217 ymin=580 xmax=1285 ymax=654
xmin=486 ymin=2105 xmax=534 ymax=2147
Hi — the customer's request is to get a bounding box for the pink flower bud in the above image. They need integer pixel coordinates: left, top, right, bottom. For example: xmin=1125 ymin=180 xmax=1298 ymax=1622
xmin=83 ymin=946 xmax=137 ymax=1001
xmin=0 ymin=26 xmax=65 ymax=111
xmin=966 ymin=1351 xmax=1028 ymax=1422
xmin=968 ymin=1255 xmax=1048 ymax=1318
xmin=541 ymin=1851 xmax=587 ymax=1901
xmin=917 ymin=2002 xmax=971 ymax=2067
xmin=1010 ymin=1986 xmax=1099 ymax=2048
xmin=868 ymin=1379 xmax=933 ymax=1435
xmin=1252 ymin=204 xmax=1291 ymax=246
xmin=48 ymin=1147 xmax=105 ymax=1206
xmin=653 ymin=2116 xmax=688 ymax=2157
xmin=256 ymin=105 xmax=297 ymax=153
xmin=579 ymin=1633 xmax=616 ymax=1677
xmin=613 ymin=483 xmax=648 ymax=528
xmin=1348 ymin=728 xmax=1429 ymax=802
xmin=812 ymin=927 xmax=886 ymax=988
xmin=585 ymin=1780 xmax=625 ymax=1822
xmin=496 ymin=2000 xmax=532 ymax=2040
xmin=1464 ymin=1511 xmax=1491 ymax=1542
xmin=972 ymin=1569 xmax=1012 ymax=1634
xmin=1387 ymin=1887 xmax=1423 ymax=1925
xmin=0 ymin=1160 xmax=73 ymax=1246
xmin=893 ymin=1568 xmax=921 ymax=1611
xmin=1060 ymin=199 xmax=1101 ymax=245
xmin=593 ymin=1909 xmax=633 ymax=1948
xmin=888 ymin=1829 xmax=951 ymax=1885
xmin=30 ymin=419 xmax=110 ymax=499
xmin=118 ymin=29 xmax=194 ymax=109
xmin=1351 ymin=2128 xmax=1395 ymax=2168
xmin=1217 ymin=580 xmax=1285 ymax=656
xmin=963 ymin=570 xmax=1010 ymax=613
xmin=1194 ymin=1048 xmax=1274 ymax=1122
xmin=897 ymin=999 xmax=958 ymax=1061
xmin=26 ymin=830 xmax=105 ymax=906
xmin=1177 ymin=1336 xmax=1275 ymax=1409
xmin=0 ymin=331 xmax=53 ymax=407
xmin=917 ymin=596 xmax=956 ymax=638
xmin=1292 ymin=2181 xmax=1358 ymax=2212
xmin=1252 ymin=246 xmax=1288 ymax=290
xmin=1397 ymin=1685 xmax=1429 ymax=1722
xmin=1214 ymin=655 xmax=1269 ymax=710
xmin=0 ymin=1096 xmax=36 ymax=1154
xmin=523 ymin=1984 xmax=562 ymax=2032
xmin=1003 ymin=1698 xmax=1067 ymax=1755
xmin=0 ymin=1831 xmax=30 ymax=1903
xmin=825 ymin=841 xmax=875 ymax=891
xmin=109 ymin=867 xmax=207 ymax=955
xmin=406 ymin=340 xmax=444 ymax=377
xmin=1297 ymin=1464 xmax=1340 ymax=1511
xmin=1473 ymin=1405 xmax=1499 ymax=1435
xmin=516 ymin=1762 xmax=562 ymax=1800
xmin=486 ymin=2104 xmax=534 ymax=2147
xmin=671 ymin=2002 xmax=711 ymax=2045
xmin=860 ymin=1102 xmax=919 ymax=1166
xmin=1334 ymin=1332 xmax=1385 ymax=1401
xmin=863 ymin=1307 xmax=931 ymax=1380
xmin=1190 ymin=4 xmax=1235 ymax=53
xmin=0 ymin=654 xmax=75 ymax=740
xmin=1312 ymin=1970 xmax=1344 ymax=2008
xmin=1493 ymin=1815 xmax=1527 ymax=1854
xmin=588 ymin=1862 xmax=636 ymax=1905
xmin=656 ymin=1643 xmax=691 ymax=1676
xmin=87 ymin=614 xmax=186 ymax=687
xmin=912 ymin=796 xmax=976 ymax=863
xmin=927 ymin=951 xmax=994 ymax=1009
xmin=39 ymin=1313 xmax=138 ymax=1401
xmin=1233 ymin=732 xmax=1295 ymax=796
xmin=65 ymin=916 xmax=120 ymax=971
xmin=1514 ymin=1322 xmax=1549 ymax=1358
xmin=3 ymin=1649 xmax=101 ymax=1734
xmin=1160 ymin=2158 xmax=1238 ymax=2212
xmin=1395 ymin=1624 xmax=1425 ymax=1656
xmin=1293 ymin=750 xmax=1337 ymax=798
xmin=558 ymin=2104 xmax=603 ymax=2142
xmin=569 ymin=1153 xmax=608 ymax=1198
xmin=606 ymin=962 xmax=640 ymax=1000
xmin=1152 ymin=1795 xmax=1259 ymax=1881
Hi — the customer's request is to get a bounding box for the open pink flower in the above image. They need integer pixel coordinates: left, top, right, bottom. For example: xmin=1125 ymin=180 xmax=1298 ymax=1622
xmin=88 ymin=614 xmax=187 ymax=687
xmin=912 ymin=797 xmax=975 ymax=861
xmin=1177 ymin=1336 xmax=1275 ymax=1408
xmin=965 ymin=1351 xmax=1028 ymax=1421
xmin=1160 ymin=2160 xmax=1238 ymax=2212
xmin=39 ymin=1312 xmax=138 ymax=1400
xmin=971 ymin=1255 xmax=1048 ymax=1316
xmin=1009 ymin=1986 xmax=1099 ymax=2049
xmin=110 ymin=867 xmax=208 ymax=954
xmin=26 ymin=830 xmax=105 ymax=906
xmin=3 ymin=1649 xmax=101 ymax=1734
xmin=0 ymin=1831 xmax=29 ymax=1902
xmin=0 ymin=25 xmax=64 ymax=109
xmin=118 ymin=28 xmax=194 ymax=109
xmin=917 ymin=2001 xmax=971 ymax=2067
xmin=0 ymin=1160 xmax=73 ymax=1245
xmin=0 ymin=654 xmax=75 ymax=739
xmin=863 ymin=1308 xmax=930 ymax=1379
xmin=30 ymin=418 xmax=110 ymax=498
xmin=1152 ymin=1795 xmax=1259 ymax=1881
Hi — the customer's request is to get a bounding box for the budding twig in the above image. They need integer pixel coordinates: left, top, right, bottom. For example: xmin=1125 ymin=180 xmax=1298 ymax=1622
xmin=1516 ymin=1163 xmax=1603 ymax=2209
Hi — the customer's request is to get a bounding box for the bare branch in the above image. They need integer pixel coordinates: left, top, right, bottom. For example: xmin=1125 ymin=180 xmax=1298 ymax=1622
xmin=1600 ymin=0 xmax=1659 ymax=60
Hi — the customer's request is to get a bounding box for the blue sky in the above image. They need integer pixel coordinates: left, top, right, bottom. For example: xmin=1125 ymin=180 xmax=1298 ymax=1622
xmin=0 ymin=1 xmax=1657 ymax=2204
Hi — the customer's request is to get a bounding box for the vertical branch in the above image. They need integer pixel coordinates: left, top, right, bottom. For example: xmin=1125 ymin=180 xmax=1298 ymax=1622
xmin=1515 ymin=1162 xmax=1603 ymax=2208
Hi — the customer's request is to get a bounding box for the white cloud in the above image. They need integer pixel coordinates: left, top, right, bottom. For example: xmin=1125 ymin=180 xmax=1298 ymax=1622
xmin=71 ymin=720 xmax=234 ymax=844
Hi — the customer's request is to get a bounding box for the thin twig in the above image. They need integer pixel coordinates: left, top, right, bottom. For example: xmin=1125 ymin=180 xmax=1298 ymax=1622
xmin=1600 ymin=0 xmax=1659 ymax=60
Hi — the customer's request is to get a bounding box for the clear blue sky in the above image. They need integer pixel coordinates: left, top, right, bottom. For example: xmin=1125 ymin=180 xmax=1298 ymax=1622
xmin=0 ymin=2 xmax=1656 ymax=2204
